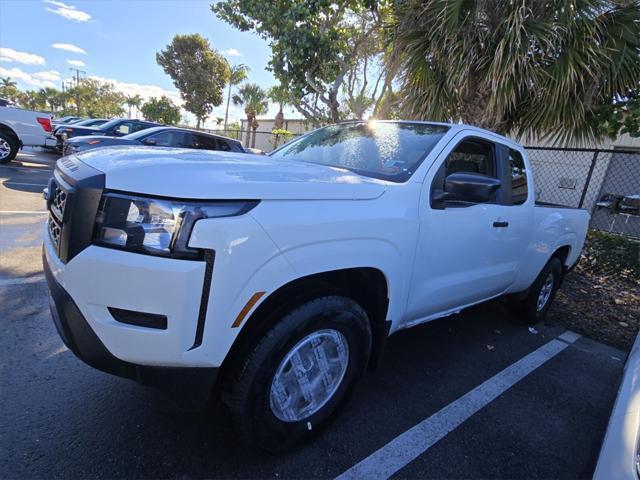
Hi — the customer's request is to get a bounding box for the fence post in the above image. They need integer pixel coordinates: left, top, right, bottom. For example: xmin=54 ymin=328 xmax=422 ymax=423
xmin=578 ymin=150 xmax=599 ymax=209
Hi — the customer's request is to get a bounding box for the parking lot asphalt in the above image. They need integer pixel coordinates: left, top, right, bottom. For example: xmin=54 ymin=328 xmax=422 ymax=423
xmin=0 ymin=148 xmax=627 ymax=479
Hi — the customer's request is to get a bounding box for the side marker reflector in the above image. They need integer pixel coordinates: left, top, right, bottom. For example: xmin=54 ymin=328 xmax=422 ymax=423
xmin=232 ymin=291 xmax=265 ymax=328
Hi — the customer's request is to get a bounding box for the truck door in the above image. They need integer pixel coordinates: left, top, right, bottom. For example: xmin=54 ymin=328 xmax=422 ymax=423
xmin=404 ymin=134 xmax=519 ymax=324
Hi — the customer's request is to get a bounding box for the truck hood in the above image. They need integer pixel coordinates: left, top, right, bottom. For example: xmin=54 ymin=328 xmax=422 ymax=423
xmin=74 ymin=146 xmax=387 ymax=200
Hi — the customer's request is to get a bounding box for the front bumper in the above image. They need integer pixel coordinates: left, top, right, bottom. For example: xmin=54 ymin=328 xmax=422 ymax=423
xmin=43 ymin=247 xmax=218 ymax=405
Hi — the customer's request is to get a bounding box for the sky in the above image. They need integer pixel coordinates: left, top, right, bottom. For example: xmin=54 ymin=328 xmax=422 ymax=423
xmin=0 ymin=0 xmax=298 ymax=127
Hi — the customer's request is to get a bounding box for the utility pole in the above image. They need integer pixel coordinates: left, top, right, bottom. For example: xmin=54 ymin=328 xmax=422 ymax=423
xmin=69 ymin=67 xmax=86 ymax=115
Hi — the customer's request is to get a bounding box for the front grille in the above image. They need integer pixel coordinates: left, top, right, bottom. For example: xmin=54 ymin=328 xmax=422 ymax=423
xmin=45 ymin=157 xmax=105 ymax=263
xmin=50 ymin=182 xmax=67 ymax=221
xmin=48 ymin=214 xmax=62 ymax=249
xmin=47 ymin=179 xmax=69 ymax=254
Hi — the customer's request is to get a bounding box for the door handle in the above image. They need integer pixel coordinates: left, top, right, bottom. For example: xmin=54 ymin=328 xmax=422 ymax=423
xmin=493 ymin=221 xmax=509 ymax=228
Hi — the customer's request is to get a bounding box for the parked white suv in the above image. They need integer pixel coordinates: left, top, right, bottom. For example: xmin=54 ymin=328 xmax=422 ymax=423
xmin=0 ymin=106 xmax=53 ymax=162
xmin=42 ymin=121 xmax=589 ymax=450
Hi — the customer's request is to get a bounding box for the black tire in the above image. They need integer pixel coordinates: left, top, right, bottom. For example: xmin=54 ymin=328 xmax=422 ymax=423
xmin=223 ymin=295 xmax=372 ymax=452
xmin=509 ymin=257 xmax=563 ymax=324
xmin=0 ymin=132 xmax=19 ymax=164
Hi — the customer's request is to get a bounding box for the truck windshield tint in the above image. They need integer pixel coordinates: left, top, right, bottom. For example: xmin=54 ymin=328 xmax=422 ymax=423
xmin=270 ymin=122 xmax=449 ymax=182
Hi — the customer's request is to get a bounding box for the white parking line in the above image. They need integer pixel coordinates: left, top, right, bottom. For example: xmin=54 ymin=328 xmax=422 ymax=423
xmin=336 ymin=332 xmax=581 ymax=480
xmin=0 ymin=275 xmax=45 ymax=287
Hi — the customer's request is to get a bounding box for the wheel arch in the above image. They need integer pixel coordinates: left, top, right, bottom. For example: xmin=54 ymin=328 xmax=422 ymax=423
xmin=0 ymin=122 xmax=20 ymax=144
xmin=217 ymin=267 xmax=391 ymax=393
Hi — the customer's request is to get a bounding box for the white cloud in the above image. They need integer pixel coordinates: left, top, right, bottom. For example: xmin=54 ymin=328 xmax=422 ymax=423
xmin=0 ymin=67 xmax=57 ymax=88
xmin=66 ymin=59 xmax=86 ymax=67
xmin=88 ymin=75 xmax=181 ymax=104
xmin=223 ymin=48 xmax=242 ymax=57
xmin=33 ymin=70 xmax=61 ymax=82
xmin=52 ymin=43 xmax=86 ymax=54
xmin=0 ymin=48 xmax=46 ymax=66
xmin=44 ymin=0 xmax=91 ymax=22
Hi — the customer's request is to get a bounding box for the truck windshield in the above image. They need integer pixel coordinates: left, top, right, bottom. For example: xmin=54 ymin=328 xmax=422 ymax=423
xmin=270 ymin=122 xmax=449 ymax=182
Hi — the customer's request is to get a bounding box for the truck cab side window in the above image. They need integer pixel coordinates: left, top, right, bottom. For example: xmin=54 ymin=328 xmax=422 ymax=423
xmin=430 ymin=138 xmax=500 ymax=208
xmin=509 ymin=149 xmax=528 ymax=205
xmin=445 ymin=140 xmax=496 ymax=177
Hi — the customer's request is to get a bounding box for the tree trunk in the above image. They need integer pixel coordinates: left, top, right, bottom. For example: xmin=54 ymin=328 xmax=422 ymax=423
xmin=245 ymin=115 xmax=252 ymax=146
xmin=329 ymin=90 xmax=340 ymax=123
xmin=224 ymin=83 xmax=232 ymax=132
xmin=274 ymin=106 xmax=284 ymax=129
xmin=196 ymin=117 xmax=202 ymax=129
xmin=251 ymin=118 xmax=259 ymax=148
xmin=128 ymin=105 xmax=132 ymax=118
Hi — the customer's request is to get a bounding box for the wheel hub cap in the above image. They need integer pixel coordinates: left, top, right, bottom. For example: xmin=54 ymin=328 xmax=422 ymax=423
xmin=537 ymin=273 xmax=555 ymax=311
xmin=270 ymin=329 xmax=349 ymax=423
xmin=0 ymin=139 xmax=10 ymax=159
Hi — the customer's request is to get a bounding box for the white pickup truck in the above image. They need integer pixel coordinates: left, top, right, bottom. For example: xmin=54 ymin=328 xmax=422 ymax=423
xmin=42 ymin=121 xmax=589 ymax=450
xmin=0 ymin=106 xmax=53 ymax=162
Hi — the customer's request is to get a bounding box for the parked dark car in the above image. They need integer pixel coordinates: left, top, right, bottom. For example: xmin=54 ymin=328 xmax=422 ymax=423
xmin=52 ymin=116 xmax=83 ymax=126
xmin=54 ymin=118 xmax=160 ymax=152
xmin=68 ymin=118 xmax=109 ymax=128
xmin=62 ymin=126 xmax=246 ymax=155
xmin=0 ymin=98 xmax=16 ymax=107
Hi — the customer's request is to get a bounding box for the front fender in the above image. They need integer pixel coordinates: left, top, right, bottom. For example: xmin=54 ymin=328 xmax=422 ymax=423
xmin=279 ymin=238 xmax=407 ymax=328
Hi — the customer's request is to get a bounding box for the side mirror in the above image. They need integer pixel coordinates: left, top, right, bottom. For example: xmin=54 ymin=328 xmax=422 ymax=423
xmin=143 ymin=138 xmax=156 ymax=146
xmin=432 ymin=172 xmax=501 ymax=208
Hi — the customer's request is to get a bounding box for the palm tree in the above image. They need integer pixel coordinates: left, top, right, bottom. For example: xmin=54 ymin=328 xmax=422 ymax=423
xmin=125 ymin=95 xmax=142 ymax=118
xmin=268 ymin=85 xmax=290 ymax=129
xmin=0 ymin=77 xmax=19 ymax=102
xmin=391 ymin=0 xmax=640 ymax=143
xmin=224 ymin=64 xmax=250 ymax=132
xmin=1 ymin=77 xmax=16 ymax=89
xmin=233 ymin=83 xmax=268 ymax=148
xmin=40 ymin=87 xmax=61 ymax=113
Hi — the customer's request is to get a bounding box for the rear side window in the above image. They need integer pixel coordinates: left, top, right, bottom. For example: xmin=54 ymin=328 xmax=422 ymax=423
xmin=445 ymin=139 xmax=496 ymax=177
xmin=509 ymin=149 xmax=528 ymax=204
xmin=130 ymin=122 xmax=152 ymax=134
xmin=192 ymin=134 xmax=219 ymax=150
xmin=217 ymin=139 xmax=231 ymax=151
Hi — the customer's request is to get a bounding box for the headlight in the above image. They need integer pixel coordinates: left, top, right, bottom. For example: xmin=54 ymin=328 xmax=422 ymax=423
xmin=93 ymin=193 xmax=258 ymax=259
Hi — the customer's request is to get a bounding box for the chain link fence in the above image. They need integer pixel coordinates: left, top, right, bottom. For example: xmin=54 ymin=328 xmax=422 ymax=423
xmin=526 ymin=146 xmax=640 ymax=239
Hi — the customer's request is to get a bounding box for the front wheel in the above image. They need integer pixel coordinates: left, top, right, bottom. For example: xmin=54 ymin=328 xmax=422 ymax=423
xmin=224 ymin=295 xmax=372 ymax=452
xmin=510 ymin=257 xmax=563 ymax=324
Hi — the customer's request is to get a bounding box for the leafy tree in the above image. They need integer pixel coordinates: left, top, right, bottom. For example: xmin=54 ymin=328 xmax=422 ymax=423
xmin=595 ymin=89 xmax=640 ymax=139
xmin=17 ymin=90 xmax=47 ymax=111
xmin=140 ymin=96 xmax=181 ymax=125
xmin=224 ymin=63 xmax=249 ymax=131
xmin=232 ymin=83 xmax=268 ymax=147
xmin=225 ymin=120 xmax=242 ymax=140
xmin=213 ymin=0 xmax=391 ymax=124
xmin=0 ymin=77 xmax=20 ymax=102
xmin=156 ymin=34 xmax=230 ymax=128
xmin=125 ymin=94 xmax=142 ymax=118
xmin=68 ymin=78 xmax=126 ymax=117
xmin=390 ymin=0 xmax=640 ymax=143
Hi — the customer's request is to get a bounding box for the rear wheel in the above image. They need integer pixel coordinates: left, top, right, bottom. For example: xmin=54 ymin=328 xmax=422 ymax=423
xmin=510 ymin=257 xmax=563 ymax=324
xmin=223 ymin=295 xmax=372 ymax=452
xmin=0 ymin=132 xmax=18 ymax=163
